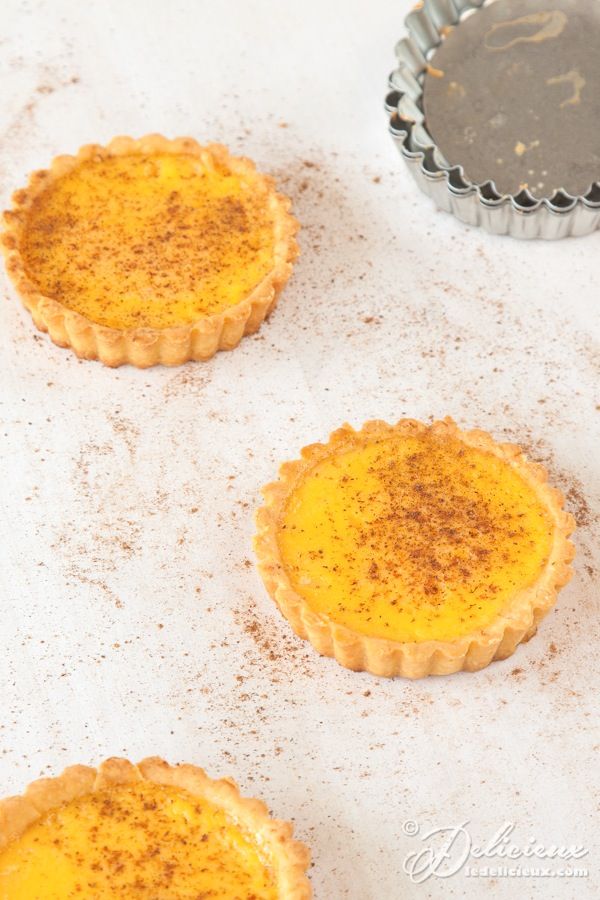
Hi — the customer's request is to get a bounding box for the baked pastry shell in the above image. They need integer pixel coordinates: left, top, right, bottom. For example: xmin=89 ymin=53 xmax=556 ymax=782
xmin=254 ymin=417 xmax=576 ymax=679
xmin=1 ymin=135 xmax=299 ymax=367
xmin=0 ymin=755 xmax=312 ymax=899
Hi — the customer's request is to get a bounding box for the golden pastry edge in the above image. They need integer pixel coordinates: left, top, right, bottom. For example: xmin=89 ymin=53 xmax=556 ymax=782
xmin=0 ymin=134 xmax=299 ymax=368
xmin=0 ymin=756 xmax=312 ymax=899
xmin=254 ymin=416 xmax=576 ymax=679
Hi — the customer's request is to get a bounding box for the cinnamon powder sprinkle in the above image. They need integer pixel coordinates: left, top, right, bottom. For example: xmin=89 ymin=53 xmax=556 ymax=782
xmin=278 ymin=431 xmax=556 ymax=642
xmin=19 ymin=151 xmax=278 ymax=330
xmin=0 ymin=782 xmax=277 ymax=897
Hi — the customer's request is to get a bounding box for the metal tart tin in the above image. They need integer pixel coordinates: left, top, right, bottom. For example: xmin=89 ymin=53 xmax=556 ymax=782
xmin=385 ymin=0 xmax=600 ymax=238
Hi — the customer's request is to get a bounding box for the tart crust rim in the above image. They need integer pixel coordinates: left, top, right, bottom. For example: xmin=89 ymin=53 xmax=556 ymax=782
xmin=0 ymin=755 xmax=312 ymax=899
xmin=1 ymin=134 xmax=299 ymax=367
xmin=254 ymin=417 xmax=576 ymax=679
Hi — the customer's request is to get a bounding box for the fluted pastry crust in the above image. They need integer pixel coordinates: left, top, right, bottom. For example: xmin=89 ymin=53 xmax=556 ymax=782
xmin=254 ymin=417 xmax=576 ymax=678
xmin=1 ymin=135 xmax=299 ymax=367
xmin=0 ymin=756 xmax=312 ymax=898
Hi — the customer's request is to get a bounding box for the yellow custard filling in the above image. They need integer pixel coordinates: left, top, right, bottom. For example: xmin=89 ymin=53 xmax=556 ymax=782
xmin=0 ymin=782 xmax=278 ymax=899
xmin=21 ymin=152 xmax=277 ymax=329
xmin=278 ymin=433 xmax=554 ymax=642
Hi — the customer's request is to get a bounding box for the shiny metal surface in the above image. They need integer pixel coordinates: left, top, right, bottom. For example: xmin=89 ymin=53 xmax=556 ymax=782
xmin=385 ymin=0 xmax=600 ymax=238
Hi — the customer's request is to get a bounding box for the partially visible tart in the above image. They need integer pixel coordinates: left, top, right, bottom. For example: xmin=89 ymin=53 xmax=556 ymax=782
xmin=0 ymin=757 xmax=311 ymax=899
xmin=254 ymin=417 xmax=576 ymax=678
xmin=1 ymin=135 xmax=298 ymax=367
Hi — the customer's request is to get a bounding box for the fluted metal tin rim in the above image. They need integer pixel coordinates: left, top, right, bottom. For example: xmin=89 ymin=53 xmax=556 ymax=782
xmin=385 ymin=0 xmax=600 ymax=239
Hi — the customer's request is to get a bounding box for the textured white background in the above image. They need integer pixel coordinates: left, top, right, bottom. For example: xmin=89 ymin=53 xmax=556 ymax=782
xmin=0 ymin=1 xmax=599 ymax=897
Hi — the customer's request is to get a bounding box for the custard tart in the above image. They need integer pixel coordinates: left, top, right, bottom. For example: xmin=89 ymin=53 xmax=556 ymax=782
xmin=0 ymin=756 xmax=311 ymax=898
xmin=1 ymin=135 xmax=298 ymax=367
xmin=254 ymin=417 xmax=575 ymax=678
